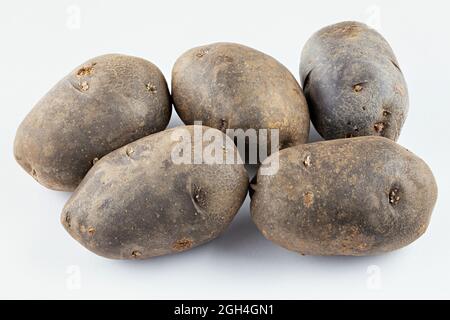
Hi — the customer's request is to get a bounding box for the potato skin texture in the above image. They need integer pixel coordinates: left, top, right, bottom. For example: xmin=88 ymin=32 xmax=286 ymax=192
xmin=251 ymin=137 xmax=437 ymax=256
xmin=61 ymin=126 xmax=249 ymax=259
xmin=14 ymin=54 xmax=171 ymax=191
xmin=172 ymin=42 xmax=310 ymax=150
xmin=300 ymin=21 xmax=408 ymax=141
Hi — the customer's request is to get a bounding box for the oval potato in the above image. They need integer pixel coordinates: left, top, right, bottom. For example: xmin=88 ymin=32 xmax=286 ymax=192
xmin=14 ymin=54 xmax=172 ymax=191
xmin=172 ymin=42 xmax=310 ymax=153
xmin=61 ymin=126 xmax=249 ymax=259
xmin=300 ymin=21 xmax=408 ymax=141
xmin=251 ymin=137 xmax=437 ymax=256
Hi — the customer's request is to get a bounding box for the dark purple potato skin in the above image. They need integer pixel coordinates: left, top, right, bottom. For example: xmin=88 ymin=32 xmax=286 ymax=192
xmin=300 ymin=21 xmax=408 ymax=141
xmin=172 ymin=42 xmax=310 ymax=151
xmin=251 ymin=137 xmax=437 ymax=256
xmin=14 ymin=54 xmax=172 ymax=191
xmin=61 ymin=126 xmax=249 ymax=259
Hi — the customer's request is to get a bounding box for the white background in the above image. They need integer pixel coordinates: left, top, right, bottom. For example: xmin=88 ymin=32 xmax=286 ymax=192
xmin=1 ymin=0 xmax=449 ymax=299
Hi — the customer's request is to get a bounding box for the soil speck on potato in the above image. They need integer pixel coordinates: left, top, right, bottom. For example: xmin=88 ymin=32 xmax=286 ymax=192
xmin=79 ymin=81 xmax=89 ymax=91
xmin=146 ymin=83 xmax=157 ymax=93
xmin=303 ymin=191 xmax=314 ymax=208
xmin=303 ymin=155 xmax=311 ymax=167
xmin=64 ymin=212 xmax=71 ymax=228
xmin=172 ymin=238 xmax=193 ymax=251
xmin=131 ymin=250 xmax=142 ymax=258
xmin=87 ymin=227 xmax=95 ymax=236
xmin=353 ymin=84 xmax=363 ymax=92
xmin=341 ymin=24 xmax=362 ymax=37
xmin=126 ymin=147 xmax=134 ymax=157
xmin=76 ymin=63 xmax=96 ymax=77
xmin=196 ymin=49 xmax=209 ymax=58
xmin=389 ymin=188 xmax=400 ymax=205
xmin=374 ymin=122 xmax=385 ymax=133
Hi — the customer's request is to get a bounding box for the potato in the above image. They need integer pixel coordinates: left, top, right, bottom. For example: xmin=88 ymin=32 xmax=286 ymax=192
xmin=172 ymin=42 xmax=310 ymax=154
xmin=300 ymin=21 xmax=408 ymax=141
xmin=61 ymin=126 xmax=249 ymax=259
xmin=14 ymin=54 xmax=171 ymax=191
xmin=250 ymin=137 xmax=437 ymax=256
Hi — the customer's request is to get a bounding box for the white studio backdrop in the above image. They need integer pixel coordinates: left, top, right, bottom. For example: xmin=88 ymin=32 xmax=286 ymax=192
xmin=0 ymin=0 xmax=449 ymax=299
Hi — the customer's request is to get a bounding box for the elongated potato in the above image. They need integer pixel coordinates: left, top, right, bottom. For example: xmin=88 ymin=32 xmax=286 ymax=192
xmin=172 ymin=42 xmax=310 ymax=152
xmin=14 ymin=54 xmax=171 ymax=191
xmin=251 ymin=137 xmax=437 ymax=256
xmin=300 ymin=21 xmax=408 ymax=141
xmin=61 ymin=126 xmax=248 ymax=259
